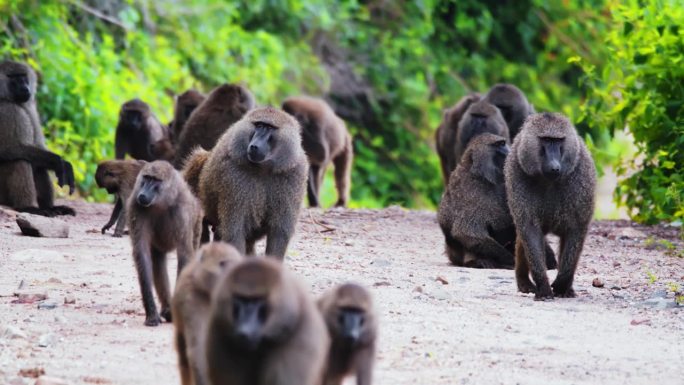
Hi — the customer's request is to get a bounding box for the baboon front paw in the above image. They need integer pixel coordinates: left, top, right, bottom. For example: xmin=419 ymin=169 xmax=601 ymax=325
xmin=144 ymin=314 xmax=162 ymax=327
xmin=112 ymin=232 xmax=123 ymax=238
xmin=517 ymin=279 xmax=536 ymax=294
xmin=552 ymin=283 xmax=576 ymax=298
xmin=160 ymin=307 xmax=172 ymax=322
xmin=534 ymin=285 xmax=554 ymax=301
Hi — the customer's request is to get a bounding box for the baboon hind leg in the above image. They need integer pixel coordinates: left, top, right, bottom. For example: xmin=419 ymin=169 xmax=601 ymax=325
xmin=332 ymin=144 xmax=352 ymax=207
xmin=1 ymin=162 xmax=37 ymax=208
xmin=552 ymin=229 xmax=588 ymax=298
xmin=515 ymin=237 xmax=536 ymax=294
xmin=151 ymin=248 xmax=172 ymax=322
xmin=307 ymin=164 xmax=321 ymax=207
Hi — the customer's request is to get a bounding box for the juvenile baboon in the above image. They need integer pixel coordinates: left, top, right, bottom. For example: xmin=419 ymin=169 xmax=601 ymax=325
xmin=128 ymin=161 xmax=203 ymax=326
xmin=505 ymin=113 xmax=596 ymax=300
xmin=318 ymin=283 xmax=377 ymax=385
xmin=454 ymin=100 xmax=509 ymax=166
xmin=171 ymin=89 xmax=206 ymax=141
xmin=281 ymin=96 xmax=353 ymax=207
xmin=174 ymin=84 xmax=254 ymax=168
xmin=181 ymin=148 xmax=212 ymax=244
xmin=199 ymin=107 xmax=308 ymax=259
xmin=483 ymin=84 xmax=534 ymax=139
xmin=95 ymin=159 xmax=146 ymax=237
xmin=172 ymin=242 xmax=243 ymax=385
xmin=115 ymin=98 xmax=170 ymax=161
xmin=435 ymin=93 xmax=481 ymax=183
xmin=0 ymin=60 xmax=76 ymax=216
xmin=438 ymin=134 xmax=556 ymax=269
xmin=205 ymin=258 xmax=330 ymax=385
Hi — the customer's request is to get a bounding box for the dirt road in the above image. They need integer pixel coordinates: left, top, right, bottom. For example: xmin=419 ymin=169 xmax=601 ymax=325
xmin=0 ymin=200 xmax=682 ymax=385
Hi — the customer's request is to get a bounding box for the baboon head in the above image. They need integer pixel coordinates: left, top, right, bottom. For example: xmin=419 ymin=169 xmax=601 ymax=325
xmin=458 ymin=100 xmax=509 ymax=143
xmin=0 ymin=60 xmax=37 ymax=104
xmin=445 ymin=93 xmax=481 ymax=129
xmin=462 ymin=133 xmax=509 ymax=185
xmin=95 ymin=160 xmax=146 ymax=194
xmin=175 ymin=89 xmax=205 ymax=123
xmin=320 ymin=283 xmax=376 ymax=346
xmin=207 ymin=83 xmax=254 ymax=116
xmin=516 ymin=112 xmax=580 ymax=181
xmin=229 ymin=107 xmax=305 ymax=172
xmin=192 ymin=242 xmax=243 ymax=294
xmin=212 ymin=258 xmax=299 ymax=351
xmin=132 ymin=160 xmax=182 ymax=208
xmin=483 ymin=84 xmax=533 ymax=136
xmin=119 ymin=99 xmax=151 ymax=130
xmin=149 ymin=137 xmax=175 ymax=161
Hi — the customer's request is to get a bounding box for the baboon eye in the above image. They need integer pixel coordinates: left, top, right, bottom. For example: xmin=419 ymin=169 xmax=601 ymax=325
xmin=257 ymin=304 xmax=268 ymax=322
xmin=219 ymin=260 xmax=227 ymax=268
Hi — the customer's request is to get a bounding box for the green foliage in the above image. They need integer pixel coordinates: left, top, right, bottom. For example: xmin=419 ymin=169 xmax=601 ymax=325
xmin=574 ymin=0 xmax=684 ymax=224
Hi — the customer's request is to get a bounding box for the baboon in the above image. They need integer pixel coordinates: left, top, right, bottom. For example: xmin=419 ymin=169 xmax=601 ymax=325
xmin=435 ymin=93 xmax=481 ymax=183
xmin=483 ymin=84 xmax=534 ymax=139
xmin=174 ymin=84 xmax=254 ymax=168
xmin=181 ymin=148 xmax=212 ymax=244
xmin=281 ymin=96 xmax=353 ymax=207
xmin=505 ymin=113 xmax=596 ymax=300
xmin=0 ymin=60 xmax=76 ymax=217
xmin=205 ymin=258 xmax=330 ymax=385
xmin=438 ymin=134 xmax=557 ymax=269
xmin=128 ymin=161 xmax=203 ymax=326
xmin=115 ymin=98 xmax=170 ymax=161
xmin=149 ymin=137 xmax=175 ymax=162
xmin=454 ymin=100 xmax=509 ymax=166
xmin=171 ymin=89 xmax=206 ymax=141
xmin=95 ymin=159 xmax=146 ymax=237
xmin=318 ymin=283 xmax=377 ymax=385
xmin=172 ymin=242 xmax=243 ymax=385
xmin=199 ymin=107 xmax=308 ymax=259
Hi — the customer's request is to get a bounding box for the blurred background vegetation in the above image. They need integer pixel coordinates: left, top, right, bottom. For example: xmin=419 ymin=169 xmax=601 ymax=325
xmin=0 ymin=0 xmax=681 ymax=225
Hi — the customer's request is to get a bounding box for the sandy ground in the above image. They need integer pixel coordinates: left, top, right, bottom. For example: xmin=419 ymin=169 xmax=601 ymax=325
xmin=0 ymin=200 xmax=682 ymax=385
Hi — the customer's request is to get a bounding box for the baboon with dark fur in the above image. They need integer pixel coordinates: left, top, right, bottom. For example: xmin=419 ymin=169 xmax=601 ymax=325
xmin=435 ymin=93 xmax=481 ymax=184
xmin=483 ymin=84 xmax=534 ymax=139
xmin=454 ymin=100 xmax=509 ymax=166
xmin=172 ymin=242 xmax=243 ymax=385
xmin=438 ymin=133 xmax=557 ymax=269
xmin=174 ymin=84 xmax=254 ymax=168
xmin=505 ymin=113 xmax=596 ymax=300
xmin=171 ymin=89 xmax=206 ymax=141
xmin=128 ymin=161 xmax=203 ymax=326
xmin=198 ymin=107 xmax=308 ymax=259
xmin=115 ymin=98 xmax=169 ymax=161
xmin=318 ymin=283 xmax=377 ymax=385
xmin=282 ymin=96 xmax=353 ymax=207
xmin=205 ymin=258 xmax=329 ymax=385
xmin=0 ymin=60 xmax=75 ymax=216
xmin=95 ymin=159 xmax=146 ymax=237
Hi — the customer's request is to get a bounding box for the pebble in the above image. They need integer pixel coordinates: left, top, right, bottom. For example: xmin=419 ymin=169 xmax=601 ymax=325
xmin=3 ymin=325 xmax=27 ymax=339
xmin=37 ymin=333 xmax=56 ymax=348
xmin=370 ymin=259 xmax=391 ymax=267
xmin=592 ymin=278 xmax=605 ymax=288
xmin=37 ymin=301 xmax=58 ymax=310
xmin=63 ymin=294 xmax=76 ymax=305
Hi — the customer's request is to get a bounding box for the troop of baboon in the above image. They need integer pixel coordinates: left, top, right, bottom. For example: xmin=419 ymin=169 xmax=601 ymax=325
xmin=1 ymin=58 xmax=599 ymax=383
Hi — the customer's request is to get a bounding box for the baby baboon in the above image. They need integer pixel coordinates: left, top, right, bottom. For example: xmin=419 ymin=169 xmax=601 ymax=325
xmin=435 ymin=93 xmax=481 ymax=184
xmin=199 ymin=107 xmax=308 ymax=259
xmin=174 ymin=84 xmax=254 ymax=168
xmin=483 ymin=84 xmax=534 ymax=139
xmin=281 ymin=96 xmax=353 ymax=207
xmin=318 ymin=283 xmax=377 ymax=385
xmin=505 ymin=113 xmax=596 ymax=300
xmin=454 ymin=100 xmax=509 ymax=166
xmin=95 ymin=159 xmax=146 ymax=237
xmin=115 ymin=98 xmax=170 ymax=161
xmin=172 ymin=242 xmax=243 ymax=385
xmin=181 ymin=148 xmax=212 ymax=244
xmin=205 ymin=258 xmax=330 ymax=385
xmin=128 ymin=161 xmax=203 ymax=326
xmin=438 ymin=134 xmax=557 ymax=269
xmin=171 ymin=89 xmax=206 ymax=141
xmin=0 ymin=60 xmax=76 ymax=216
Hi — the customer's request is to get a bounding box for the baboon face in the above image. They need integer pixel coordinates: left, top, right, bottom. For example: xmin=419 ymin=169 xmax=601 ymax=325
xmin=0 ymin=61 xmax=36 ymax=104
xmin=518 ymin=113 xmax=580 ymax=180
xmin=120 ymin=100 xmax=149 ymax=130
xmin=209 ymin=84 xmax=253 ymax=115
xmin=133 ymin=161 xmax=176 ymax=208
xmin=465 ymin=133 xmax=509 ymax=184
xmin=96 ymin=160 xmax=145 ymax=194
xmin=247 ymin=122 xmax=277 ymax=164
xmin=324 ymin=284 xmax=374 ymax=345
xmin=194 ymin=243 xmax=243 ymax=293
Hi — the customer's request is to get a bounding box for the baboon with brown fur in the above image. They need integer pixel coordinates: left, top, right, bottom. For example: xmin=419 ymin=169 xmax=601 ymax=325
xmin=198 ymin=107 xmax=308 ymax=259
xmin=128 ymin=161 xmax=203 ymax=326
xmin=172 ymin=242 xmax=243 ymax=385
xmin=282 ymin=96 xmax=353 ymax=207
xmin=454 ymin=100 xmax=509 ymax=166
xmin=435 ymin=93 xmax=481 ymax=184
xmin=181 ymin=147 xmax=212 ymax=244
xmin=438 ymin=133 xmax=557 ymax=269
xmin=205 ymin=258 xmax=330 ymax=385
xmin=174 ymin=84 xmax=254 ymax=168
xmin=115 ymin=98 xmax=170 ymax=161
xmin=171 ymin=89 xmax=206 ymax=141
xmin=95 ymin=159 xmax=146 ymax=237
xmin=483 ymin=84 xmax=534 ymax=139
xmin=318 ymin=283 xmax=377 ymax=385
xmin=0 ymin=60 xmax=75 ymax=216
xmin=505 ymin=113 xmax=596 ymax=300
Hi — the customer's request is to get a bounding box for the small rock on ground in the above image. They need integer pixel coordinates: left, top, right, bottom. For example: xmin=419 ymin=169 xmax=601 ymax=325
xmin=16 ymin=213 xmax=69 ymax=238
